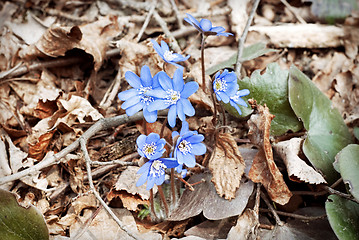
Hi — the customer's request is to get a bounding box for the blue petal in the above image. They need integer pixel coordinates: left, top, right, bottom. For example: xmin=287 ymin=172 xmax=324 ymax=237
xmin=177 ymin=100 xmax=185 ymax=122
xmin=180 ymin=98 xmax=195 ymax=117
xmin=155 ymin=173 xmax=165 ymax=186
xmin=172 ymin=131 xmax=179 ymax=139
xmin=218 ymin=92 xmax=230 ymax=103
xmin=151 ymin=39 xmax=164 ymax=56
xmin=176 ymin=151 xmax=185 ymax=165
xmin=181 ymin=81 xmax=199 ymax=98
xmin=183 ymin=154 xmax=196 ymax=168
xmin=118 ymin=88 xmax=138 ymax=101
xmin=158 ymin=72 xmax=173 ymax=90
xmin=179 ymin=121 xmax=189 ymax=136
xmin=126 ymin=102 xmax=143 ymax=116
xmin=147 ymin=89 xmax=167 ymax=98
xmin=191 ymin=143 xmax=206 ymax=155
xmin=230 ymin=100 xmax=242 ymax=115
xmin=172 ymin=53 xmax=190 ymax=62
xmin=137 ymin=161 xmax=151 ymax=174
xmin=152 ymin=72 xmax=161 ymax=88
xmin=175 ymin=164 xmax=183 ymax=173
xmin=224 ymin=72 xmax=237 ymax=83
xmin=184 ymin=13 xmax=201 ymax=30
xmin=168 ymin=105 xmax=177 ymax=128
xmin=136 ymin=172 xmax=149 ymax=187
xmin=210 ymin=26 xmax=225 ymax=33
xmin=186 ymin=134 xmax=204 ymax=143
xmin=238 ymin=89 xmax=250 ymax=97
xmin=173 ymin=68 xmax=184 ymax=91
xmin=150 ymin=151 xmax=164 ymax=160
xmin=140 ymin=65 xmax=152 ymax=87
xmin=147 ymin=132 xmax=160 ymax=143
xmin=160 ymin=40 xmax=169 ymax=52
xmin=146 ymin=176 xmax=155 ymax=190
xmin=169 ymin=62 xmax=185 ymax=69
xmin=148 ymin=99 xmax=169 ymax=112
xmin=161 ymin=158 xmax=180 ymax=168
xmin=217 ymin=32 xmax=233 ymax=37
xmin=143 ymin=107 xmax=157 ymax=123
xmin=200 ymin=19 xmax=212 ymax=32
xmin=125 ymin=71 xmax=141 ymax=88
xmin=121 ymin=96 xmax=140 ymax=109
xmin=136 ymin=134 xmax=147 ymax=149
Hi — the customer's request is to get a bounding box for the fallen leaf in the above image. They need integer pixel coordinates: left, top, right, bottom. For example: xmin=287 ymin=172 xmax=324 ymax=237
xmin=248 ymin=104 xmax=292 ymax=205
xmin=28 ymin=130 xmax=55 ymax=160
xmin=273 ymin=138 xmax=327 ymax=184
xmin=184 ymin=218 xmax=233 ymax=239
xmin=168 ymin=172 xmax=254 ymax=221
xmin=209 ymin=133 xmax=245 ymax=200
xmin=227 ymin=209 xmax=258 ymax=240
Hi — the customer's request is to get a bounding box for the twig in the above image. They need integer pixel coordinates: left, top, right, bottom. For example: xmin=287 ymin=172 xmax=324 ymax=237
xmin=136 ymin=0 xmax=158 ymax=42
xmin=80 ymin=138 xmax=138 ymax=239
xmin=157 ymin=185 xmax=169 ymax=217
xmin=169 ymin=0 xmax=184 ymax=28
xmin=325 ymin=186 xmax=359 ymax=204
xmin=153 ymin=10 xmax=181 ymax=53
xmin=235 ymin=0 xmax=261 ymax=78
xmin=259 ymin=208 xmax=327 ymax=221
xmin=200 ymin=34 xmax=207 ymax=92
xmin=0 ymin=48 xmax=122 ymax=80
xmin=280 ymin=0 xmax=306 ymax=24
xmin=261 ymin=192 xmax=284 ymax=226
xmin=0 ymin=110 xmax=168 ymax=186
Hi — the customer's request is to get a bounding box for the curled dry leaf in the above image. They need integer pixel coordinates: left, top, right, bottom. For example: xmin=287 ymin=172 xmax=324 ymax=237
xmin=273 ymin=138 xmax=327 ymax=184
xmin=227 ymin=209 xmax=258 ymax=240
xmin=248 ymin=104 xmax=292 ymax=205
xmin=20 ymin=15 xmax=121 ymax=71
xmin=208 ymin=133 xmax=245 ymax=200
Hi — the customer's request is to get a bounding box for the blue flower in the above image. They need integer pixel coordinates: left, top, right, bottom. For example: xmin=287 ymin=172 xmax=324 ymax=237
xmin=229 ymin=89 xmax=250 ymax=115
xmin=136 ymin=133 xmax=166 ymax=160
xmin=213 ymin=69 xmax=238 ymax=104
xmin=184 ymin=13 xmax=233 ymax=37
xmin=147 ymin=68 xmax=199 ymax=127
xmin=151 ymin=40 xmax=190 ymax=69
xmin=118 ymin=65 xmax=160 ymax=123
xmin=136 ymin=158 xmax=179 ymax=190
xmin=172 ymin=121 xmax=206 ymax=168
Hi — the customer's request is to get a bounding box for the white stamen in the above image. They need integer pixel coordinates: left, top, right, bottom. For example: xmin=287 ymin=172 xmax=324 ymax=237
xmin=143 ymin=142 xmax=157 ymax=156
xmin=165 ymin=89 xmax=181 ymax=105
xmin=149 ymin=160 xmax=166 ymax=177
xmin=178 ymin=139 xmax=192 ymax=155
xmin=138 ymin=86 xmax=154 ymax=104
xmin=163 ymin=50 xmax=176 ymax=62
xmin=213 ymin=78 xmax=227 ymax=93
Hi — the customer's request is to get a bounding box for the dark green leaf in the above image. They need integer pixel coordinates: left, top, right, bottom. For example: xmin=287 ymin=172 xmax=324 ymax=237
xmin=225 ymin=63 xmax=303 ymax=136
xmin=206 ymin=43 xmax=277 ymax=75
xmin=326 ymin=195 xmax=359 ymax=240
xmin=288 ymin=65 xmax=353 ymax=184
xmin=335 ymin=144 xmax=359 ymax=201
xmin=0 ymin=189 xmax=49 ymax=240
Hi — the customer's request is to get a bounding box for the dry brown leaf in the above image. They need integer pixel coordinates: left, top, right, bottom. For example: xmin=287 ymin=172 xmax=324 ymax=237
xmin=227 ymin=209 xmax=258 ymax=240
xmin=273 ymin=138 xmax=327 ymax=184
xmin=28 ymin=129 xmax=55 ymax=160
xmin=208 ymin=133 xmax=245 ymax=200
xmin=248 ymin=104 xmax=292 ymax=205
xmin=20 ymin=15 xmax=121 ymax=71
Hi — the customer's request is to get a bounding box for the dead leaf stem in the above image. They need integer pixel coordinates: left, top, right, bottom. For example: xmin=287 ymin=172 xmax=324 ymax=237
xmin=261 ymin=192 xmax=284 ymax=226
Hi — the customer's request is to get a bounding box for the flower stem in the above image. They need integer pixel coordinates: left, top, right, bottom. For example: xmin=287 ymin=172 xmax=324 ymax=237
xmin=200 ymin=34 xmax=206 ymax=93
xmin=150 ymin=189 xmax=157 ymax=220
xmin=170 ymin=168 xmax=176 ymax=203
xmin=157 ymin=185 xmax=169 ymax=217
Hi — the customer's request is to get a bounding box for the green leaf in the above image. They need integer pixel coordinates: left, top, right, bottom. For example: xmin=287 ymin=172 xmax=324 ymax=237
xmin=225 ymin=62 xmax=303 ymax=136
xmin=310 ymin=0 xmax=358 ymax=24
xmin=354 ymin=127 xmax=359 ymax=141
xmin=288 ymin=65 xmax=353 ymax=184
xmin=326 ymin=195 xmax=359 ymax=240
xmin=335 ymin=144 xmax=359 ymax=201
xmin=206 ymin=43 xmax=277 ymax=75
xmin=0 ymin=189 xmax=49 ymax=240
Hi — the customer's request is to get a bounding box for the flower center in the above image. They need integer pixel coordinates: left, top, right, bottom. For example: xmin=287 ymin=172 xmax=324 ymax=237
xmin=143 ymin=142 xmax=157 ymax=156
xmin=163 ymin=50 xmax=176 ymax=62
xmin=166 ymin=89 xmax=181 ymax=105
xmin=149 ymin=160 xmax=166 ymax=177
xmin=213 ymin=78 xmax=227 ymax=93
xmin=178 ymin=140 xmax=192 ymax=154
xmin=138 ymin=86 xmax=154 ymax=105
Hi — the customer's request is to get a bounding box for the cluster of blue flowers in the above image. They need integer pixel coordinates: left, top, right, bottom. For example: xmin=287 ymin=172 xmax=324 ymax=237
xmin=118 ymin=14 xmax=249 ymax=190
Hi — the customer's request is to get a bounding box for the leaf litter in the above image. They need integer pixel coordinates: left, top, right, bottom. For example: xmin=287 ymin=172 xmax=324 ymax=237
xmin=0 ymin=0 xmax=357 ymax=239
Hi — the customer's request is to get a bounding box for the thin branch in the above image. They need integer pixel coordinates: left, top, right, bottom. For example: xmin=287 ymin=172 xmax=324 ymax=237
xmin=259 ymin=208 xmax=327 ymax=221
xmin=280 ymin=0 xmax=306 ymax=24
xmin=80 ymin=138 xmax=138 ymax=239
xmin=136 ymin=0 xmax=158 ymax=42
xmin=153 ymin=10 xmax=181 ymax=52
xmin=169 ymin=0 xmax=184 ymax=28
xmin=0 ymin=110 xmax=168 ymax=186
xmin=235 ymin=0 xmax=261 ymax=78
xmin=261 ymin=192 xmax=284 ymax=226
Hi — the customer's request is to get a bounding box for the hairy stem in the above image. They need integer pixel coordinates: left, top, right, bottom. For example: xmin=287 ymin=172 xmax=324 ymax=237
xmin=200 ymin=34 xmax=206 ymax=92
